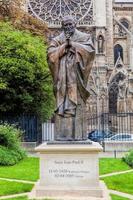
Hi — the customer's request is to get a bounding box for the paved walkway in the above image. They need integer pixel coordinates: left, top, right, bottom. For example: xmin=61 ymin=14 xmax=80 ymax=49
xmin=0 ymin=194 xmax=109 ymax=200
xmin=100 ymin=169 xmax=133 ymax=178
xmin=0 ymin=177 xmax=35 ymax=184
xmin=109 ymin=190 xmax=133 ymax=200
xmin=1 ymin=191 xmax=132 ymax=200
xmin=0 ymin=193 xmax=29 ymax=200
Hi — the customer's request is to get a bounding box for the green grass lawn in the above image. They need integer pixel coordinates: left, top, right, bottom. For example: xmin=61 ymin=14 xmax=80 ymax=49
xmin=0 ymin=180 xmax=34 ymax=196
xmin=0 ymin=157 xmax=130 ymax=182
xmin=99 ymin=158 xmax=131 ymax=175
xmin=0 ymin=157 xmax=39 ymax=181
xmin=111 ymin=194 xmax=130 ymax=200
xmin=0 ymin=196 xmax=28 ymax=200
xmin=0 ymin=157 xmax=132 ymax=199
xmin=102 ymin=172 xmax=133 ymax=195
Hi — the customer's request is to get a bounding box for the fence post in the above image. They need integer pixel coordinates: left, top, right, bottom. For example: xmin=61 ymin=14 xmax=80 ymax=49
xmin=37 ymin=117 xmax=42 ymax=144
xmin=101 ymin=113 xmax=105 ymax=152
xmin=114 ymin=150 xmax=117 ymax=158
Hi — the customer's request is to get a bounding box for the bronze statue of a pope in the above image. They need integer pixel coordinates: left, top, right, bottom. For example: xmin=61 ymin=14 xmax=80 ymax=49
xmin=48 ymin=16 xmax=95 ymax=141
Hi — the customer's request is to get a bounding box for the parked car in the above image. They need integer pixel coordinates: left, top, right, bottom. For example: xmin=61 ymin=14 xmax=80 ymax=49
xmin=88 ymin=129 xmax=113 ymax=142
xmin=104 ymin=133 xmax=133 ymax=141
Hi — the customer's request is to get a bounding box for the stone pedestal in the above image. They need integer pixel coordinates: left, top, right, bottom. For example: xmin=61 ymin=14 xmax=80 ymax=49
xmin=29 ymin=142 xmax=110 ymax=200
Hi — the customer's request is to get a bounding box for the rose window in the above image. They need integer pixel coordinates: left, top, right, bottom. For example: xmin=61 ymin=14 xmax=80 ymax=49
xmin=28 ymin=0 xmax=94 ymax=27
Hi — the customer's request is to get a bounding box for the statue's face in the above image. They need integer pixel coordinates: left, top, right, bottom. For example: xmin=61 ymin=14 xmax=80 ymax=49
xmin=63 ymin=20 xmax=76 ymax=38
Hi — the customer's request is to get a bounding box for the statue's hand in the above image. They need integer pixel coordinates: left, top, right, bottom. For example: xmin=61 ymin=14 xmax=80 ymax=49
xmin=64 ymin=41 xmax=76 ymax=55
xmin=65 ymin=39 xmax=72 ymax=48
xmin=66 ymin=39 xmax=70 ymax=49
xmin=65 ymin=40 xmax=76 ymax=50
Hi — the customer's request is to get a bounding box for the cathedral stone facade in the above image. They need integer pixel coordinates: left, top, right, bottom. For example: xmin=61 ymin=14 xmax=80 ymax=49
xmin=26 ymin=0 xmax=133 ymax=116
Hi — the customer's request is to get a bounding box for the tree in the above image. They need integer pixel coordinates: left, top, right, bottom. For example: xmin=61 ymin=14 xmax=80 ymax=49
xmin=0 ymin=0 xmax=49 ymax=37
xmin=0 ymin=22 xmax=54 ymax=120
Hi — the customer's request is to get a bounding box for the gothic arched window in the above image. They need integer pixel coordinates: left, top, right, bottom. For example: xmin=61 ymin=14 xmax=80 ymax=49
xmin=121 ymin=19 xmax=129 ymax=29
xmin=109 ymin=72 xmax=125 ymax=114
xmin=109 ymin=83 xmax=119 ymax=114
xmin=114 ymin=44 xmax=123 ymax=64
xmin=119 ymin=19 xmax=129 ymax=36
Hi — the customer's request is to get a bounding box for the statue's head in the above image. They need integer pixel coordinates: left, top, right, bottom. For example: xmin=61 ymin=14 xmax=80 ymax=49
xmin=61 ymin=16 xmax=77 ymax=38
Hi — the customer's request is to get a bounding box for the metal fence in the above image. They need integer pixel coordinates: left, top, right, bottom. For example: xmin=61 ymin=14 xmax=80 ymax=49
xmin=41 ymin=112 xmax=133 ymax=143
xmin=88 ymin=112 xmax=133 ymax=152
xmin=1 ymin=112 xmax=133 ymax=151
xmin=42 ymin=122 xmax=54 ymax=141
xmin=88 ymin=112 xmax=133 ymax=136
xmin=0 ymin=114 xmax=42 ymax=143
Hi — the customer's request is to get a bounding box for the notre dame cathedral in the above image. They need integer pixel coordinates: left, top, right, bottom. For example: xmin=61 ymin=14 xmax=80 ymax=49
xmin=24 ymin=0 xmax=133 ymax=117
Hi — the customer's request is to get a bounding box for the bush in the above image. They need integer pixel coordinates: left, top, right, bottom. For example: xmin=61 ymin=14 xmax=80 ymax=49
xmin=0 ymin=124 xmax=20 ymax=149
xmin=0 ymin=124 xmax=26 ymax=166
xmin=0 ymin=22 xmax=54 ymax=120
xmin=122 ymin=150 xmax=133 ymax=168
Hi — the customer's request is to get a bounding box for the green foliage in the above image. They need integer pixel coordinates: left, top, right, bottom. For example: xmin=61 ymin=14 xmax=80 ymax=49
xmin=122 ymin=150 xmax=133 ymax=168
xmin=0 ymin=124 xmax=26 ymax=165
xmin=0 ymin=21 xmax=54 ymax=120
xmin=0 ymin=124 xmax=21 ymax=148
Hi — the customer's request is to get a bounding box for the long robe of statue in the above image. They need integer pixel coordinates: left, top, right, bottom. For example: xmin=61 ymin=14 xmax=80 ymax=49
xmin=48 ymin=19 xmax=95 ymax=140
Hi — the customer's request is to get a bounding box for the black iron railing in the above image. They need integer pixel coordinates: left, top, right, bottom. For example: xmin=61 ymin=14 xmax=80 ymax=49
xmin=0 ymin=114 xmax=42 ymax=143
xmin=87 ymin=112 xmax=133 ymax=143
